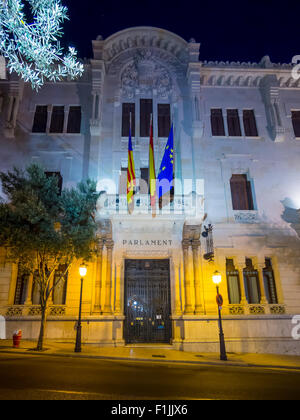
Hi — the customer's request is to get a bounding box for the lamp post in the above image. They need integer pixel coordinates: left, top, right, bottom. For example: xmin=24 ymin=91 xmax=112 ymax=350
xmin=75 ymin=265 xmax=87 ymax=353
xmin=212 ymin=270 xmax=227 ymax=361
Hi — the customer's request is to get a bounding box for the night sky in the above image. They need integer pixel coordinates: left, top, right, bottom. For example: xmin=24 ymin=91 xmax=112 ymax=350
xmin=62 ymin=0 xmax=299 ymax=64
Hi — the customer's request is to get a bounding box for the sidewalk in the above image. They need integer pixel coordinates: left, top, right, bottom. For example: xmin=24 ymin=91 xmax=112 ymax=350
xmin=1 ymin=339 xmax=300 ymax=370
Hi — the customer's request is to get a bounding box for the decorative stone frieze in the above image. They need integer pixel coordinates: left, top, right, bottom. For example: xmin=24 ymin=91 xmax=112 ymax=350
xmin=6 ymin=306 xmax=23 ymax=317
xmin=49 ymin=306 xmax=66 ymax=316
xmin=103 ymin=27 xmax=189 ymax=65
xmin=248 ymin=305 xmax=265 ymax=315
xmin=270 ymin=305 xmax=286 ymax=315
xmin=28 ymin=306 xmax=42 ymax=316
xmin=228 ymin=305 xmax=245 ymax=315
xmin=234 ymin=211 xmax=259 ymax=223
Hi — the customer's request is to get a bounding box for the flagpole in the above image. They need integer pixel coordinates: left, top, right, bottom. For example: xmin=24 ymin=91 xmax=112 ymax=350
xmin=149 ymin=113 xmax=156 ymax=218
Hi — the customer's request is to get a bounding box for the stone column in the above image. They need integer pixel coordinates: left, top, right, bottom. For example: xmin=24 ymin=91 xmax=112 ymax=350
xmin=103 ymin=240 xmax=114 ymax=314
xmin=93 ymin=240 xmax=104 ymax=313
xmin=114 ymin=262 xmax=122 ymax=315
xmin=182 ymin=240 xmax=194 ymax=314
xmin=256 ymin=260 xmax=268 ymax=305
xmin=192 ymin=240 xmax=203 ymax=314
xmin=25 ymin=273 xmax=33 ymax=305
xmin=235 ymin=261 xmax=248 ymax=305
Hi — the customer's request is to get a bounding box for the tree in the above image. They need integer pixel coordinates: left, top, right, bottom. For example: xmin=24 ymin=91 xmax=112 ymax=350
xmin=0 ymin=0 xmax=84 ymax=90
xmin=0 ymin=164 xmax=100 ymax=350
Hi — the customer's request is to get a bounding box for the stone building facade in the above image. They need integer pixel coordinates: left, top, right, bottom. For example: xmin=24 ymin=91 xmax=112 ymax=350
xmin=0 ymin=27 xmax=300 ymax=354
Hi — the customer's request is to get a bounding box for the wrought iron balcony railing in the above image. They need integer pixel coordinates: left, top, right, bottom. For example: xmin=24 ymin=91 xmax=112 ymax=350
xmin=97 ymin=193 xmax=205 ymax=217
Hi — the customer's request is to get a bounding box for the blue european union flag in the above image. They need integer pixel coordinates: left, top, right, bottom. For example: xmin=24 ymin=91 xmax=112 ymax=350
xmin=157 ymin=125 xmax=174 ymax=204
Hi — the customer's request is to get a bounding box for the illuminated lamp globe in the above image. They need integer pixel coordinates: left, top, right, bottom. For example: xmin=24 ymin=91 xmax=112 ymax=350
xmin=212 ymin=270 xmax=222 ymax=285
xmin=79 ymin=266 xmax=87 ymax=278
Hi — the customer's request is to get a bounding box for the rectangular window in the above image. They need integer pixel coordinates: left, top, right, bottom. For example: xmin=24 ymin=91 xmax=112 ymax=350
xmin=140 ymin=99 xmax=153 ymax=137
xmin=139 ymin=167 xmax=149 ymax=194
xmin=67 ymin=106 xmax=81 ymax=133
xmin=119 ymin=167 xmax=127 ymax=195
xmin=243 ymin=110 xmax=258 ymax=137
xmin=45 ymin=172 xmax=63 ymax=195
xmin=227 ymin=109 xmax=242 ymax=136
xmin=226 ymin=259 xmax=241 ymax=304
xmin=31 ymin=271 xmax=41 ymax=305
xmin=230 ymin=174 xmax=254 ymax=210
xmin=158 ymin=104 xmax=171 ymax=137
xmin=244 ymin=259 xmax=260 ymax=304
xmin=210 ymin=109 xmax=225 ymax=136
xmin=32 ymin=105 xmax=48 ymax=133
xmin=263 ymin=258 xmax=278 ymax=304
xmin=50 ymin=106 xmax=64 ymax=133
xmin=291 ymin=110 xmax=300 ymax=137
xmin=52 ymin=264 xmax=68 ymax=305
xmin=122 ymin=103 xmax=135 ymax=137
xmin=14 ymin=269 xmax=29 ymax=305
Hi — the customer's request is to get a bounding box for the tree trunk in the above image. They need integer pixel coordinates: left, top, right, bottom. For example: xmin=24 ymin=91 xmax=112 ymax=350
xmin=36 ymin=305 xmax=47 ymax=351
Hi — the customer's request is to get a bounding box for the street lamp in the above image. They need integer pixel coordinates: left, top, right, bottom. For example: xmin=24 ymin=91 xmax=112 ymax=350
xmin=212 ymin=270 xmax=227 ymax=361
xmin=75 ymin=265 xmax=87 ymax=353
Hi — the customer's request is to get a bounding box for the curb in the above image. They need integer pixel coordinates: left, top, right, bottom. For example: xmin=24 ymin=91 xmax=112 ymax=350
xmin=1 ymin=348 xmax=300 ymax=371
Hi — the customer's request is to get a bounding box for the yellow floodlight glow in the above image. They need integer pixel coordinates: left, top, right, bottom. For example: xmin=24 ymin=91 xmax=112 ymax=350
xmin=79 ymin=266 xmax=87 ymax=278
xmin=212 ymin=270 xmax=222 ymax=285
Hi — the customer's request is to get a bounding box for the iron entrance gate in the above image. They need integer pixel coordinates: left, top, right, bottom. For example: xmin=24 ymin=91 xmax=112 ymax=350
xmin=124 ymin=259 xmax=172 ymax=344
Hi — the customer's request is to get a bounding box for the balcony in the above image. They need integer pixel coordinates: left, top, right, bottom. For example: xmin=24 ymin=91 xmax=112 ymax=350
xmin=97 ymin=193 xmax=205 ymax=218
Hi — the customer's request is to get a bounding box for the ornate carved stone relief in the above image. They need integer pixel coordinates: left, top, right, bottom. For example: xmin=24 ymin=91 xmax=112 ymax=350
xmin=120 ymin=49 xmax=173 ymax=99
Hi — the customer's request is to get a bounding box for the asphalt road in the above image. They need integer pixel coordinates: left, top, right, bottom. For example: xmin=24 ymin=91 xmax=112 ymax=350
xmin=0 ymin=353 xmax=299 ymax=400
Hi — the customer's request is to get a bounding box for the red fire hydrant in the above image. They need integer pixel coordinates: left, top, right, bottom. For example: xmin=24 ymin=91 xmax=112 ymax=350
xmin=13 ymin=330 xmax=22 ymax=348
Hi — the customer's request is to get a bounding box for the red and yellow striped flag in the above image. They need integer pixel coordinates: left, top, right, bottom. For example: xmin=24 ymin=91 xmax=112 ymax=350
xmin=149 ymin=115 xmax=156 ymax=217
xmin=127 ymin=127 xmax=136 ymax=214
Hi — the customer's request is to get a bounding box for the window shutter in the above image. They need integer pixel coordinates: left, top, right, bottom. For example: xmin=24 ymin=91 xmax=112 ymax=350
xmin=14 ymin=271 xmax=28 ymax=305
xmin=67 ymin=106 xmax=81 ymax=133
xmin=230 ymin=174 xmax=250 ymax=210
xmin=243 ymin=110 xmax=258 ymax=137
xmin=122 ymin=103 xmax=135 ymax=137
xmin=227 ymin=109 xmax=242 ymax=136
xmin=210 ymin=109 xmax=225 ymax=136
xmin=263 ymin=258 xmax=278 ymax=304
xmin=292 ymin=111 xmax=300 ymax=137
xmin=140 ymin=99 xmax=152 ymax=137
xmin=32 ymin=105 xmax=48 ymax=133
xmin=158 ymin=104 xmax=171 ymax=137
xmin=50 ymin=106 xmax=64 ymax=133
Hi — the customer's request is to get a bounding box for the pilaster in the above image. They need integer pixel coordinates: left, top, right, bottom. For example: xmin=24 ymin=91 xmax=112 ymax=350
xmin=192 ymin=240 xmax=204 ymax=314
xmin=182 ymin=240 xmax=194 ymax=314
xmin=93 ymin=239 xmax=104 ymax=313
xmin=102 ymin=239 xmax=114 ymax=314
